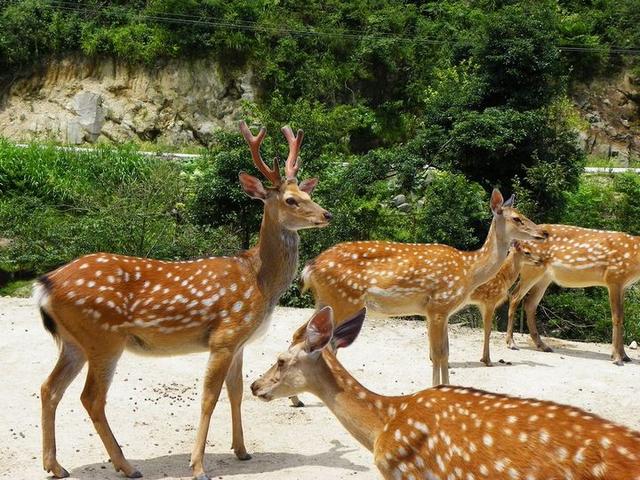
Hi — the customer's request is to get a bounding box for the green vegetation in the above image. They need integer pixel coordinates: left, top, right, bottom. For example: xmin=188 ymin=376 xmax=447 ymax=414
xmin=0 ymin=1 xmax=639 ymax=343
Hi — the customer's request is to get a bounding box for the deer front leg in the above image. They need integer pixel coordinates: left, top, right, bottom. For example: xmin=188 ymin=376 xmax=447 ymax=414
xmin=506 ymin=271 xmax=545 ymax=350
xmin=225 ymin=348 xmax=251 ymax=460
xmin=522 ymin=279 xmax=553 ymax=352
xmin=191 ymin=350 xmax=234 ymax=480
xmin=480 ymin=304 xmax=496 ymax=366
xmin=608 ymin=284 xmax=631 ymax=365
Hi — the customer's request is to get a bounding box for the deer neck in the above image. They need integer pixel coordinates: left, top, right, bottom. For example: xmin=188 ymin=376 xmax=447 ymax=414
xmin=254 ymin=206 xmax=299 ymax=304
xmin=468 ymin=218 xmax=510 ymax=290
xmin=307 ymin=351 xmax=392 ymax=452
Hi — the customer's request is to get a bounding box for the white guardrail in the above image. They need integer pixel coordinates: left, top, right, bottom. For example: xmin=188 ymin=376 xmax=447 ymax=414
xmin=11 ymin=143 xmax=640 ymax=174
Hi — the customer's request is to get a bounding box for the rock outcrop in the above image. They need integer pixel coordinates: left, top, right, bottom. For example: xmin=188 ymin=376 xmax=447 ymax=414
xmin=0 ymin=56 xmax=253 ymax=146
xmin=572 ymin=71 xmax=640 ymax=165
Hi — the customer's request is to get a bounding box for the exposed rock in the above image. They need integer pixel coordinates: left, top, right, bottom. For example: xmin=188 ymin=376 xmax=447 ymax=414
xmin=572 ymin=71 xmax=640 ymax=164
xmin=392 ymin=194 xmax=407 ymax=207
xmin=0 ymin=55 xmax=254 ymax=147
xmin=630 ymin=340 xmax=638 ymax=350
xmin=397 ymin=203 xmax=412 ymax=213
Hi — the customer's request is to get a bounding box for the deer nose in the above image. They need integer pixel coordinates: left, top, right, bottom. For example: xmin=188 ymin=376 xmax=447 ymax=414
xmin=250 ymin=381 xmax=259 ymax=395
xmin=323 ymin=211 xmax=333 ymax=221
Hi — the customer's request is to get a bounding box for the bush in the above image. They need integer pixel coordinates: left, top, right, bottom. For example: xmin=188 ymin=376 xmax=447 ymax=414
xmin=0 ymin=142 xmax=239 ymax=275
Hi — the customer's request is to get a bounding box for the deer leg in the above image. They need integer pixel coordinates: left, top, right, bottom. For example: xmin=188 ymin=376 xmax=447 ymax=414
xmin=190 ymin=350 xmax=234 ymax=480
xmin=80 ymin=349 xmax=140 ymax=478
xmin=225 ymin=348 xmax=251 ymax=460
xmin=428 ymin=315 xmax=448 ymax=386
xmin=608 ymin=284 xmax=630 ymax=365
xmin=523 ymin=279 xmax=553 ymax=352
xmin=480 ymin=304 xmax=496 ymax=366
xmin=506 ymin=272 xmax=544 ymax=350
xmin=41 ymin=341 xmax=86 ymax=478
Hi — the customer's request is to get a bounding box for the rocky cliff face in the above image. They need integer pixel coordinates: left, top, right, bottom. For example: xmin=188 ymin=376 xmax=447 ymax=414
xmin=572 ymin=71 xmax=640 ymax=164
xmin=0 ymin=56 xmax=254 ymax=146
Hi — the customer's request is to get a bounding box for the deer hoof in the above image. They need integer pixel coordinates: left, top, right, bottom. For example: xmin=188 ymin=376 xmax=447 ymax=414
xmin=236 ymin=452 xmax=252 ymax=461
xmin=613 ymin=359 xmax=624 ymax=366
xmin=539 ymin=344 xmax=553 ymax=353
xmin=289 ymin=396 xmax=305 ymax=408
xmin=46 ymin=463 xmax=70 ymax=478
xmin=194 ymin=474 xmax=210 ymax=480
xmin=480 ymin=358 xmax=492 ymax=366
xmin=506 ymin=341 xmax=519 ymax=351
xmin=127 ymin=470 xmax=143 ymax=478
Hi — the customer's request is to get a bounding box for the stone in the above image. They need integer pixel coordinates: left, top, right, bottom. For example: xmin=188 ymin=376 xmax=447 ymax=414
xmin=392 ymin=194 xmax=406 ymax=207
xmin=630 ymin=340 xmax=638 ymax=350
xmin=71 ymin=91 xmax=105 ymax=142
xmin=397 ymin=203 xmax=412 ymax=213
xmin=66 ymin=120 xmax=84 ymax=144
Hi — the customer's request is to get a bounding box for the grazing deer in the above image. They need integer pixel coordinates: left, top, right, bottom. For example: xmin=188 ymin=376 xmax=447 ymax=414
xmin=252 ymin=307 xmax=640 ymax=480
xmin=468 ymin=240 xmax=544 ymax=366
xmin=300 ymin=190 xmax=547 ymax=386
xmin=34 ymin=121 xmax=331 ymax=480
xmin=506 ymin=224 xmax=640 ymax=365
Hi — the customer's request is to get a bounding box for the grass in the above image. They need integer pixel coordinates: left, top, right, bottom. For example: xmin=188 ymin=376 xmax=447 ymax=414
xmin=0 ymin=279 xmax=33 ymax=297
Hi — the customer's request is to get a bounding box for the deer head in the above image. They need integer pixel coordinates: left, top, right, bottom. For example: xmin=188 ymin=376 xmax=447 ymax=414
xmin=238 ymin=121 xmax=332 ymax=230
xmin=512 ymin=239 xmax=544 ymax=266
xmin=251 ymin=307 xmax=365 ymax=401
xmin=490 ymin=189 xmax=547 ymax=241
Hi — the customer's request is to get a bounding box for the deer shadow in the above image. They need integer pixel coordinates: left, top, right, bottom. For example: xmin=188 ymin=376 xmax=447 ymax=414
xmin=510 ymin=342 xmax=622 ymax=362
xmin=449 ymin=359 xmax=553 ymax=369
xmin=69 ymin=440 xmax=369 ymax=479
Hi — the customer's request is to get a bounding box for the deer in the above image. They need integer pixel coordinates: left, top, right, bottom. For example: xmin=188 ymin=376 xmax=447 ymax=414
xmin=298 ymin=189 xmax=547 ymax=387
xmin=468 ymin=240 xmax=544 ymax=366
xmin=505 ymin=224 xmax=640 ymax=365
xmin=252 ymin=306 xmax=640 ymax=480
xmin=34 ymin=120 xmax=332 ymax=480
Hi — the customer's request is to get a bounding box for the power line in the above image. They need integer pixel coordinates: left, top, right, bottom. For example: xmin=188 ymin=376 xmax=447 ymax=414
xmin=45 ymin=1 xmax=640 ymax=55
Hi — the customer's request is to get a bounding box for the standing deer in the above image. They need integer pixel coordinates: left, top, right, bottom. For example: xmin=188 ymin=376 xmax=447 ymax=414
xmin=300 ymin=190 xmax=547 ymax=386
xmin=252 ymin=307 xmax=640 ymax=480
xmin=35 ymin=120 xmax=331 ymax=480
xmin=506 ymin=224 xmax=640 ymax=365
xmin=468 ymin=240 xmax=544 ymax=366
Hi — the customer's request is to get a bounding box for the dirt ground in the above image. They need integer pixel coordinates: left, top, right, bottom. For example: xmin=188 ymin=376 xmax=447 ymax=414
xmin=1 ymin=296 xmax=639 ymax=480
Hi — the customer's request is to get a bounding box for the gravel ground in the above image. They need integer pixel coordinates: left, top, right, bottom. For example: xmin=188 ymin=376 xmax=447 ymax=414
xmin=1 ymin=296 xmax=639 ymax=479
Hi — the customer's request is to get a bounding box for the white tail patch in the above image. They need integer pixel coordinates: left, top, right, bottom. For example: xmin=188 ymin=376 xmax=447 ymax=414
xmin=32 ymin=281 xmax=51 ymax=311
xmin=301 ymin=264 xmax=314 ymax=293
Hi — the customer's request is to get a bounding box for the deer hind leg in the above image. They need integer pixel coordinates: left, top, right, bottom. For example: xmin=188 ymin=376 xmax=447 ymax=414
xmin=506 ymin=271 xmax=545 ymax=350
xmin=480 ymin=304 xmax=496 ymax=366
xmin=225 ymin=348 xmax=251 ymax=460
xmin=428 ymin=314 xmax=449 ymax=386
xmin=80 ymin=346 xmax=140 ymax=478
xmin=41 ymin=341 xmax=86 ymax=478
xmin=608 ymin=284 xmax=630 ymax=365
xmin=522 ymin=278 xmax=553 ymax=352
xmin=190 ymin=350 xmax=234 ymax=480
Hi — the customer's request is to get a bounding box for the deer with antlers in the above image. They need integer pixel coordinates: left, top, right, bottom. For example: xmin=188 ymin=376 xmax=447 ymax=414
xmin=468 ymin=240 xmax=544 ymax=366
xmin=252 ymin=307 xmax=640 ymax=480
xmin=35 ymin=120 xmax=331 ymax=479
xmin=299 ymin=190 xmax=547 ymax=387
xmin=506 ymin=224 xmax=640 ymax=365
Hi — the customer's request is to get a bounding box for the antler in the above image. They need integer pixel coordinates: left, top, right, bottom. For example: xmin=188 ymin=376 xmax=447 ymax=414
xmin=239 ymin=121 xmax=281 ymax=185
xmin=282 ymin=125 xmax=304 ymax=180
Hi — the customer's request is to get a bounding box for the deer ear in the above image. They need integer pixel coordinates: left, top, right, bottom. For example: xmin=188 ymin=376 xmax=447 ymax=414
xmin=299 ymin=177 xmax=318 ymax=194
xmin=332 ymin=308 xmax=366 ymax=350
xmin=239 ymin=172 xmax=267 ymax=200
xmin=305 ymin=306 xmax=334 ymax=353
xmin=512 ymin=240 xmax=522 ymax=252
xmin=490 ymin=188 xmax=504 ymax=215
xmin=503 ymin=194 xmax=515 ymax=208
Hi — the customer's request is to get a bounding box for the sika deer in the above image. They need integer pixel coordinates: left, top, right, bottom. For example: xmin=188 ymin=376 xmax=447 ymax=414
xmin=468 ymin=240 xmax=543 ymax=366
xmin=35 ymin=120 xmax=331 ymax=479
xmin=506 ymin=224 xmax=640 ymax=364
xmin=252 ymin=307 xmax=640 ymax=480
xmin=300 ymin=190 xmax=547 ymax=386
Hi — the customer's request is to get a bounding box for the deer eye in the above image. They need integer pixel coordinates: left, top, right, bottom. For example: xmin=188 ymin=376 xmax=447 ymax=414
xmin=513 ymin=217 xmax=523 ymax=224
xmin=285 ymin=197 xmax=298 ymax=206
